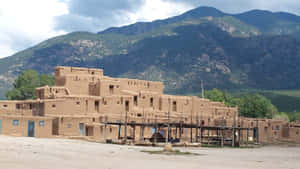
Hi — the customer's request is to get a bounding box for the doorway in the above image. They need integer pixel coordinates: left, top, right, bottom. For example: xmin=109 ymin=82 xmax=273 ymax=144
xmin=79 ymin=123 xmax=84 ymax=136
xmin=28 ymin=121 xmax=35 ymax=137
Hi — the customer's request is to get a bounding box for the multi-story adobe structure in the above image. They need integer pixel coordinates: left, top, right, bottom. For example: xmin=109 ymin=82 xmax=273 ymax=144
xmin=0 ymin=66 xmax=299 ymax=144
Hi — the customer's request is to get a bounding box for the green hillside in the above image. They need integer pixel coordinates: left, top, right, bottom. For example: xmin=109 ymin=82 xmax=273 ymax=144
xmin=1 ymin=6 xmax=300 ymax=106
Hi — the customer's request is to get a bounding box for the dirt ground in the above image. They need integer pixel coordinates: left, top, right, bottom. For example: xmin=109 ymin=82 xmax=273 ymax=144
xmin=0 ymin=136 xmax=299 ymax=169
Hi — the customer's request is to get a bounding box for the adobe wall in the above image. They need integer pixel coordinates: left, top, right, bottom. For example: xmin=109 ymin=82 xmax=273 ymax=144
xmin=0 ymin=115 xmax=53 ymax=138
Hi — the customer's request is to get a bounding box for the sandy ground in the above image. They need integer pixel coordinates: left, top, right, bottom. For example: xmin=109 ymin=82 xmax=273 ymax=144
xmin=0 ymin=136 xmax=299 ymax=169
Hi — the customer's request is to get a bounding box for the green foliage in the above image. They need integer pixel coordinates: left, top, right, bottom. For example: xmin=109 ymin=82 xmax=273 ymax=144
xmin=205 ymin=88 xmax=238 ymax=106
xmin=238 ymin=94 xmax=278 ymax=118
xmin=273 ymin=112 xmax=290 ymax=121
xmin=6 ymin=70 xmax=54 ymax=100
xmin=287 ymin=112 xmax=300 ymax=122
xmin=205 ymin=89 xmax=278 ymax=119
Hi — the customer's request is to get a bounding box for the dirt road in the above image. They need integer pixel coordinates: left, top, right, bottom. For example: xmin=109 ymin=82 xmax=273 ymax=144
xmin=0 ymin=136 xmax=299 ymax=169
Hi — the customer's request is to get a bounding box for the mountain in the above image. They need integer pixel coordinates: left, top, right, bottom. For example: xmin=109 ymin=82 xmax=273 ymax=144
xmin=1 ymin=6 xmax=300 ymax=99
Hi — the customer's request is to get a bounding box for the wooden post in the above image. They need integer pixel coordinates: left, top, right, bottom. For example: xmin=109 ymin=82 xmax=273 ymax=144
xmin=238 ymin=128 xmax=241 ymax=147
xmin=124 ymin=111 xmax=128 ymax=142
xmin=179 ymin=120 xmax=182 ymax=140
xmin=118 ymin=124 xmax=121 ymax=140
xmin=140 ymin=108 xmax=145 ymax=142
xmin=246 ymin=127 xmax=249 ymax=146
xmin=154 ymin=116 xmax=158 ymax=144
xmin=221 ymin=129 xmax=224 ymax=147
xmin=256 ymin=120 xmax=259 ymax=144
xmin=104 ymin=116 xmax=107 ymax=142
xmin=200 ymin=127 xmax=203 ymax=144
xmin=208 ymin=129 xmax=210 ymax=145
xmin=132 ymin=121 xmax=136 ymax=143
xmin=190 ymin=112 xmax=193 ymax=143
xmin=166 ymin=99 xmax=171 ymax=143
xmin=232 ymin=128 xmax=235 ymax=147
xmin=196 ymin=122 xmax=199 ymax=142
xmin=241 ymin=120 xmax=244 ymax=145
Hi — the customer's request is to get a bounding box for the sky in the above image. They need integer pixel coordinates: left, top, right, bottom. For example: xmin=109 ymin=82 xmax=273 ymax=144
xmin=1 ymin=0 xmax=300 ymax=58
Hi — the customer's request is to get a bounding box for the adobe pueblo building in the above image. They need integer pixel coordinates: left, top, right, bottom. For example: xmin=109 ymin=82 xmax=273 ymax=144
xmin=0 ymin=66 xmax=300 ymax=146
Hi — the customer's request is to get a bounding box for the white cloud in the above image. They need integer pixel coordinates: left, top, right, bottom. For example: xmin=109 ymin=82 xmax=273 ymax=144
xmin=1 ymin=0 xmax=300 ymax=59
xmin=128 ymin=0 xmax=192 ymax=23
xmin=0 ymin=0 xmax=68 ymax=58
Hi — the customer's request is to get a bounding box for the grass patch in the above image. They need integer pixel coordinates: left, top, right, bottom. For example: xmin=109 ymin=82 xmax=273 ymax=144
xmin=141 ymin=149 xmax=201 ymax=156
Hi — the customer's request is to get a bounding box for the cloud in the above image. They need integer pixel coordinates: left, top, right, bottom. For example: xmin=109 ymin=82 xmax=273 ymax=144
xmin=54 ymin=0 xmax=191 ymax=32
xmin=54 ymin=0 xmax=146 ymax=32
xmin=0 ymin=0 xmax=68 ymax=58
xmin=161 ymin=0 xmax=300 ymax=15
xmin=2 ymin=0 xmax=300 ymax=59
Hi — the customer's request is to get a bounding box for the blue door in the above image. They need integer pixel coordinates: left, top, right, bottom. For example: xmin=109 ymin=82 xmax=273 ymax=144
xmin=253 ymin=128 xmax=257 ymax=139
xmin=28 ymin=121 xmax=35 ymax=137
xmin=79 ymin=123 xmax=84 ymax=135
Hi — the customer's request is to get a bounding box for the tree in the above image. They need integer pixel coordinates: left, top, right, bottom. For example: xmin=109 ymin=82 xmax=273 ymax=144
xmin=238 ymin=94 xmax=278 ymax=118
xmin=205 ymin=88 xmax=238 ymax=106
xmin=6 ymin=69 xmax=54 ymax=100
xmin=273 ymin=112 xmax=290 ymax=121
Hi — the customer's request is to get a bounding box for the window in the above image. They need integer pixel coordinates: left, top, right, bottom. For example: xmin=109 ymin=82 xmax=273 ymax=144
xmin=3 ymin=105 xmax=7 ymax=108
xmin=125 ymin=101 xmax=129 ymax=111
xmin=150 ymin=97 xmax=154 ymax=107
xmin=13 ymin=120 xmax=19 ymax=126
xmin=76 ymin=101 xmax=80 ymax=105
xmin=134 ymin=96 xmax=138 ymax=106
xmin=172 ymin=101 xmax=177 ymax=112
xmin=16 ymin=104 xmax=21 ymax=109
xmin=275 ymin=125 xmax=280 ymax=131
xmin=137 ymin=113 xmax=142 ymax=117
xmin=109 ymin=85 xmax=114 ymax=94
xmin=52 ymin=104 xmax=56 ymax=108
xmin=95 ymin=101 xmax=99 ymax=112
xmin=39 ymin=121 xmax=45 ymax=127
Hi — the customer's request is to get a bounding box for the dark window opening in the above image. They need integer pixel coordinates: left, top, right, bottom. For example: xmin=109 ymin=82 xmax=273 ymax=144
xmin=16 ymin=104 xmax=21 ymax=109
xmin=150 ymin=97 xmax=154 ymax=107
xmin=92 ymin=118 xmax=95 ymax=122
xmin=125 ymin=101 xmax=129 ymax=112
xmin=52 ymin=104 xmax=56 ymax=108
xmin=172 ymin=101 xmax=177 ymax=112
xmin=86 ymin=100 xmax=88 ymax=111
xmin=29 ymin=104 xmax=32 ymax=110
xmin=134 ymin=96 xmax=138 ymax=106
xmin=3 ymin=105 xmax=7 ymax=108
xmin=95 ymin=101 xmax=99 ymax=112
xmin=76 ymin=101 xmax=80 ymax=105
xmin=137 ymin=113 xmax=142 ymax=117
xmin=110 ymin=127 xmax=112 ymax=133
xmin=109 ymin=85 xmax=114 ymax=94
